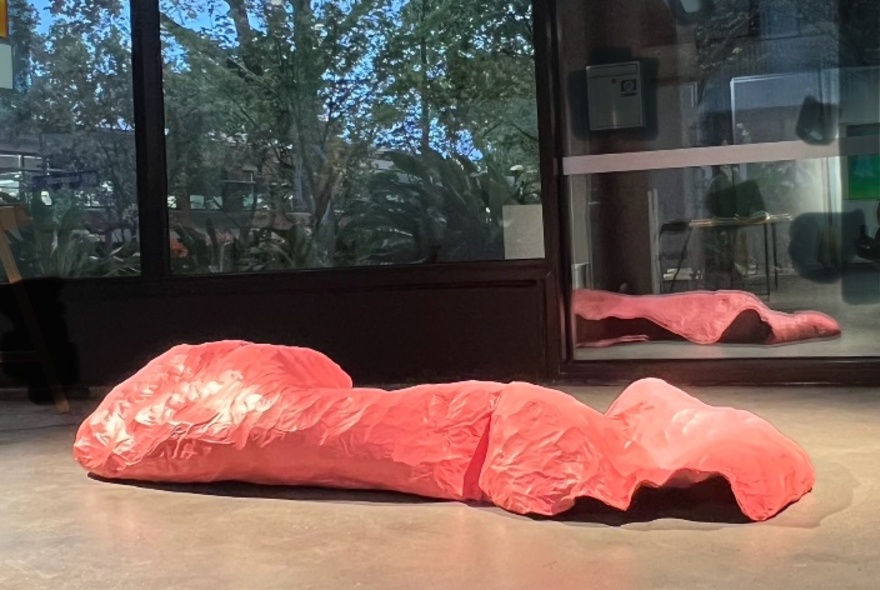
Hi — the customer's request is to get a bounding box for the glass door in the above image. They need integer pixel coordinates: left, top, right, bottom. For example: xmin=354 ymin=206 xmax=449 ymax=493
xmin=558 ymin=0 xmax=880 ymax=361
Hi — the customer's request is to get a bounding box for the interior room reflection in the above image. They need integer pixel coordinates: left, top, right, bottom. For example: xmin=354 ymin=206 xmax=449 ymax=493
xmin=567 ymin=0 xmax=880 ymax=360
xmin=570 ymin=158 xmax=879 ymax=360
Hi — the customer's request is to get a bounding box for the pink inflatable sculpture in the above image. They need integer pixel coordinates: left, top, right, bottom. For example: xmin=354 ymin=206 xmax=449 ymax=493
xmin=573 ymin=289 xmax=840 ymax=347
xmin=73 ymin=341 xmax=815 ymax=521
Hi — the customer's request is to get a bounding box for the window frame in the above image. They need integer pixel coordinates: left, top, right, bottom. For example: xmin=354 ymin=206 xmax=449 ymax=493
xmin=129 ymin=0 xmax=561 ymax=283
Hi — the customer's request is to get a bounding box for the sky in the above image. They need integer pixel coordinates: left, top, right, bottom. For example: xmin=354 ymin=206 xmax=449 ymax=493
xmin=16 ymin=0 xmax=521 ymax=160
xmin=29 ymin=0 xmax=57 ymax=35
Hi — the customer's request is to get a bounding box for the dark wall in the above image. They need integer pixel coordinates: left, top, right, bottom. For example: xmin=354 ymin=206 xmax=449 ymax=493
xmin=557 ymin=0 xmax=682 ymax=294
xmin=0 ymin=264 xmax=553 ymax=389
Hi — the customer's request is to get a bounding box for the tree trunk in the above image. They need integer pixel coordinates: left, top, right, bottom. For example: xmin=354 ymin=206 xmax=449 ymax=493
xmin=419 ymin=0 xmax=431 ymax=155
xmin=226 ymin=0 xmax=254 ymax=47
xmin=290 ymin=0 xmax=329 ymax=226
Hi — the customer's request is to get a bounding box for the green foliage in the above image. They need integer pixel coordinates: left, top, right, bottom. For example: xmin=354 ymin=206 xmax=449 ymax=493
xmin=158 ymin=0 xmax=540 ymax=273
xmin=2 ymin=0 xmax=542 ymax=279
xmin=15 ymin=198 xmax=95 ymax=278
xmin=171 ymin=218 xmax=320 ymax=273
xmin=374 ymin=0 xmax=537 ymax=163
xmin=337 ymin=150 xmax=537 ymax=265
xmin=8 ymin=194 xmax=139 ymax=279
xmin=0 ymin=0 xmax=139 ymax=280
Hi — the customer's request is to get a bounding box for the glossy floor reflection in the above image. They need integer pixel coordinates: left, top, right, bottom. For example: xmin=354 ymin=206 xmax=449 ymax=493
xmin=1 ymin=386 xmax=877 ymax=590
xmin=575 ymin=267 xmax=880 ymax=360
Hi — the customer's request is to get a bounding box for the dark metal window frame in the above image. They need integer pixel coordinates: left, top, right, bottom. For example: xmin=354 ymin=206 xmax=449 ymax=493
xmin=546 ymin=0 xmax=880 ymax=386
xmin=127 ymin=0 xmax=562 ymax=282
xmin=114 ymin=0 xmax=561 ymax=380
xmin=125 ymin=3 xmax=560 ymax=272
xmin=44 ymin=0 xmax=873 ymax=387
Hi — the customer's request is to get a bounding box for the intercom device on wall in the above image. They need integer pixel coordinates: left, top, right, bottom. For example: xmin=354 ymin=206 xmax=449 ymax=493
xmin=585 ymin=61 xmax=645 ymax=132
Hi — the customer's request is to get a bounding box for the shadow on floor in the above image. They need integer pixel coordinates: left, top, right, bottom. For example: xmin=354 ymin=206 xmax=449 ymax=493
xmin=92 ymin=474 xmax=752 ymax=524
xmin=545 ymin=477 xmax=751 ymax=526
xmin=90 ymin=475 xmax=441 ymax=506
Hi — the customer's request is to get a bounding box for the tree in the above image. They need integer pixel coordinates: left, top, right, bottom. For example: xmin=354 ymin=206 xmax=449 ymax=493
xmin=1 ymin=0 xmax=541 ymax=276
xmin=0 ymin=0 xmax=139 ymax=278
xmin=159 ymin=0 xmax=539 ymax=269
xmin=160 ymin=0 xmax=405 ymax=266
xmin=694 ymin=0 xmax=879 ymax=80
xmin=376 ymin=0 xmax=537 ymax=166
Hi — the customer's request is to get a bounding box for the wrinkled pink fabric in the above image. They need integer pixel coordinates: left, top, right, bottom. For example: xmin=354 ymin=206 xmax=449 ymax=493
xmin=74 ymin=341 xmax=815 ymax=521
xmin=573 ymin=289 xmax=840 ymax=347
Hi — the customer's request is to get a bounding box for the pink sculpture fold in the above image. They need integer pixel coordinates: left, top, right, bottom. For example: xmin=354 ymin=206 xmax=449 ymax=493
xmin=573 ymin=288 xmax=840 ymax=347
xmin=73 ymin=341 xmax=815 ymax=521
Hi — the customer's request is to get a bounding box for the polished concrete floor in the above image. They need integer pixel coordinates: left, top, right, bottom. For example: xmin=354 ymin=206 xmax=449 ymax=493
xmin=1 ymin=386 xmax=878 ymax=589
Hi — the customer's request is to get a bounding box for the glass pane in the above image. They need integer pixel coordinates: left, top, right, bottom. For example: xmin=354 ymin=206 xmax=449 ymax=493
xmin=563 ymin=0 xmax=880 ymax=360
xmin=568 ymin=152 xmax=880 ymax=359
xmin=161 ymin=0 xmax=543 ymax=274
xmin=558 ymin=0 xmax=880 ymax=155
xmin=0 ymin=1 xmax=139 ymax=280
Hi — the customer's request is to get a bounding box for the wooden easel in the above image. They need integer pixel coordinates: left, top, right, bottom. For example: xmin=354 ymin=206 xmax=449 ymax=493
xmin=0 ymin=204 xmax=70 ymax=413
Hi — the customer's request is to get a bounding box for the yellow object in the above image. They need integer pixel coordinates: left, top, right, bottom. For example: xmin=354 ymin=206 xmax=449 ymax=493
xmin=0 ymin=0 xmax=7 ymax=39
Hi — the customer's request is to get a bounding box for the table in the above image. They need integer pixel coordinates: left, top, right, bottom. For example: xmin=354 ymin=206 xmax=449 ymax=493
xmin=664 ymin=213 xmax=792 ymax=297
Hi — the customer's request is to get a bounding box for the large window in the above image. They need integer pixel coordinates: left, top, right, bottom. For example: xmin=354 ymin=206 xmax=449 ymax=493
xmin=160 ymin=0 xmax=543 ymax=274
xmin=561 ymin=0 xmax=880 ymax=360
xmin=0 ymin=0 xmax=139 ymax=280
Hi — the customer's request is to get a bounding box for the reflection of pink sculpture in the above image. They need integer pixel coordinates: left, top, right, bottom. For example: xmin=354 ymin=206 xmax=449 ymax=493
xmin=573 ymin=289 xmax=840 ymax=347
xmin=74 ymin=341 xmax=815 ymax=521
